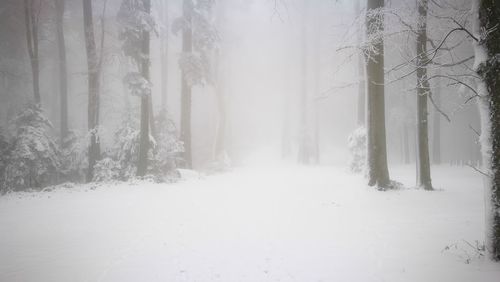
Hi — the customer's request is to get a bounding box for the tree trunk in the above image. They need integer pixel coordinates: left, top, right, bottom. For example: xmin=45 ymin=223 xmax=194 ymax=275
xmin=137 ymin=0 xmax=151 ymax=177
xmin=180 ymin=0 xmax=193 ymax=168
xmin=55 ymin=0 xmax=68 ymax=142
xmin=432 ymin=85 xmax=441 ymax=164
xmin=415 ymin=0 xmax=433 ymax=190
xmin=356 ymin=0 xmax=365 ymax=126
xmin=24 ymin=0 xmax=41 ymax=105
xmin=161 ymin=0 xmax=169 ymax=115
xmin=473 ymin=0 xmax=500 ymax=261
xmin=311 ymin=2 xmax=321 ymax=165
xmin=298 ymin=0 xmax=310 ymax=164
xmin=83 ymin=0 xmax=101 ymax=182
xmin=365 ymin=0 xmax=391 ymax=189
xmin=403 ymin=124 xmax=410 ymax=164
xmin=213 ymin=0 xmax=227 ymax=163
xmin=282 ymin=82 xmax=292 ymax=158
xmin=214 ymin=81 xmax=227 ymax=161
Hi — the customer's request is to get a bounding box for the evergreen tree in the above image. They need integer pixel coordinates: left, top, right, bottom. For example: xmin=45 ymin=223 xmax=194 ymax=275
xmin=4 ymin=105 xmax=60 ymax=191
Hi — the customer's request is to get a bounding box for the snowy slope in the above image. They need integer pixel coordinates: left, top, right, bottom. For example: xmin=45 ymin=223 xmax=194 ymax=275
xmin=0 ymin=165 xmax=499 ymax=282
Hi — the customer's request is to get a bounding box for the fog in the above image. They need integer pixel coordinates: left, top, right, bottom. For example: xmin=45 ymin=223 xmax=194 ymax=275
xmin=1 ymin=0 xmax=499 ymax=281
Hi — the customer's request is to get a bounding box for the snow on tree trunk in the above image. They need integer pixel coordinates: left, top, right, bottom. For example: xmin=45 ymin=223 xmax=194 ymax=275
xmin=365 ymin=0 xmax=391 ymax=189
xmin=415 ymin=0 xmax=433 ymax=190
xmin=473 ymin=0 xmax=500 ymax=261
xmin=356 ymin=0 xmax=366 ymax=127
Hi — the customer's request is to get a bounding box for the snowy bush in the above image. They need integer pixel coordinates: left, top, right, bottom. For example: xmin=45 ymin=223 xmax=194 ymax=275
xmin=60 ymin=131 xmax=88 ymax=182
xmin=150 ymin=111 xmax=184 ymax=179
xmin=3 ymin=105 xmax=60 ymax=191
xmin=93 ymin=157 xmax=121 ymax=182
xmin=348 ymin=126 xmax=367 ymax=174
xmin=112 ymin=119 xmax=141 ymax=180
xmin=91 ymin=115 xmax=182 ymax=183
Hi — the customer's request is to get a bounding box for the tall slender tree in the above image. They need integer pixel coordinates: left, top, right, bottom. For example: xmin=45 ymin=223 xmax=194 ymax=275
xmin=23 ymin=0 xmax=41 ymax=105
xmin=55 ymin=0 xmax=68 ymax=141
xmin=82 ymin=0 xmax=101 ymax=182
xmin=214 ymin=0 xmax=228 ymax=163
xmin=136 ymin=0 xmax=151 ymax=177
xmin=432 ymin=85 xmax=441 ymax=164
xmin=356 ymin=0 xmax=366 ymax=126
xmin=473 ymin=0 xmax=500 ymax=261
xmin=365 ymin=0 xmax=391 ymax=189
xmin=298 ymin=0 xmax=311 ymax=164
xmin=415 ymin=0 xmax=433 ymax=190
xmin=180 ymin=0 xmax=193 ymax=168
xmin=160 ymin=0 xmax=169 ymax=115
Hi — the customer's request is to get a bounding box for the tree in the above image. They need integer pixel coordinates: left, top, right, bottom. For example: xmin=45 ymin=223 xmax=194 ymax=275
xmin=23 ymin=0 xmax=41 ymax=105
xmin=213 ymin=0 xmax=229 ymax=166
xmin=82 ymin=0 xmax=101 ymax=182
xmin=180 ymin=0 xmax=194 ymax=168
xmin=137 ymin=0 xmax=151 ymax=177
xmin=297 ymin=0 xmax=312 ymax=164
xmin=118 ymin=0 xmax=154 ymax=177
xmin=472 ymin=0 xmax=500 ymax=261
xmin=432 ymin=84 xmax=441 ymax=164
xmin=160 ymin=0 xmax=169 ymax=115
xmin=55 ymin=0 xmax=68 ymax=142
xmin=365 ymin=0 xmax=391 ymax=189
xmin=356 ymin=0 xmax=366 ymax=126
xmin=174 ymin=0 xmax=217 ymax=168
xmin=4 ymin=105 xmax=60 ymax=191
xmin=415 ymin=0 xmax=433 ymax=190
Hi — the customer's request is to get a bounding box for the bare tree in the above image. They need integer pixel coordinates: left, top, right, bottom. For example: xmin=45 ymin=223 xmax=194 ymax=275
xmin=365 ymin=0 xmax=391 ymax=189
xmin=415 ymin=0 xmax=433 ymax=190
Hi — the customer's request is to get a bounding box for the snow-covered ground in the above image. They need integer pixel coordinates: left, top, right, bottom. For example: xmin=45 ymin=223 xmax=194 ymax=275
xmin=1 ymin=164 xmax=499 ymax=282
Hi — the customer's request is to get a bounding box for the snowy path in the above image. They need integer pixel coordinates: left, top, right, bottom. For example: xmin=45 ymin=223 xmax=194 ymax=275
xmin=1 ymin=165 xmax=499 ymax=282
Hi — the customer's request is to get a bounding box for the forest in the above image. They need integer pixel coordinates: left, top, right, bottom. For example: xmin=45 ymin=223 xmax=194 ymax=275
xmin=0 ymin=0 xmax=500 ymax=281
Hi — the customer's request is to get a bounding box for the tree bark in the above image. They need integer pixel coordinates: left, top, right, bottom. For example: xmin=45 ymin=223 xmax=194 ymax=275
xmin=473 ymin=0 xmax=500 ymax=261
xmin=137 ymin=0 xmax=151 ymax=177
xmin=415 ymin=0 xmax=433 ymax=190
xmin=365 ymin=0 xmax=391 ymax=189
xmin=403 ymin=124 xmax=410 ymax=164
xmin=180 ymin=0 xmax=193 ymax=168
xmin=356 ymin=0 xmax=366 ymax=126
xmin=432 ymin=86 xmax=441 ymax=164
xmin=55 ymin=0 xmax=68 ymax=142
xmin=161 ymin=0 xmax=169 ymax=115
xmin=24 ymin=0 xmax=41 ymax=105
xmin=83 ymin=0 xmax=101 ymax=182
